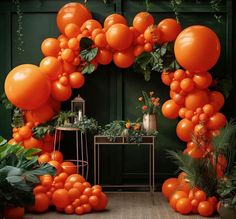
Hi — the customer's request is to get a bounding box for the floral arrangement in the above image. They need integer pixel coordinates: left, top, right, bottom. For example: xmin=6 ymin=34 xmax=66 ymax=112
xmin=137 ymin=91 xmax=160 ymax=115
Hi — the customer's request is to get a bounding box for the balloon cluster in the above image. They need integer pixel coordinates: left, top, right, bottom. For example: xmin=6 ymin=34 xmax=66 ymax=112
xmin=162 ymin=173 xmax=218 ymax=217
xmin=5 ymin=2 xmax=182 ymax=111
xmin=30 ymin=151 xmax=108 ymax=215
xmin=162 ymin=25 xmax=226 ymax=160
xmin=161 ymin=26 xmax=226 ymax=216
xmin=3 ymin=2 xmax=226 ymax=217
xmin=5 ymin=2 xmax=182 ymax=151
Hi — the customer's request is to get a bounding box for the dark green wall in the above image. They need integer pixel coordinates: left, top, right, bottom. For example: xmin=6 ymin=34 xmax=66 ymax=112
xmin=0 ymin=0 xmax=234 ymax=187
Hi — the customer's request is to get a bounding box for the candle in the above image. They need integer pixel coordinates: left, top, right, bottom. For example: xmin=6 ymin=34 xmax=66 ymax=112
xmin=78 ymin=110 xmax=82 ymax=121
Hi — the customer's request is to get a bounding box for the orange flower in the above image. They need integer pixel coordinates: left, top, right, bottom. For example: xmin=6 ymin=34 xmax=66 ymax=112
xmin=142 ymin=105 xmax=148 ymax=111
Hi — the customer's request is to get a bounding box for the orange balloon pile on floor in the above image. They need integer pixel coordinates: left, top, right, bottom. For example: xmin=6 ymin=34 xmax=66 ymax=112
xmin=32 ymin=150 xmax=108 ymax=215
xmin=3 ymin=1 xmax=226 ymax=217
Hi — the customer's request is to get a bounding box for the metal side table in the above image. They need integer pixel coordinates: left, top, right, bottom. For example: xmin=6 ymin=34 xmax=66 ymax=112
xmin=54 ymin=127 xmax=89 ymax=180
xmin=93 ymin=135 xmax=155 ymax=193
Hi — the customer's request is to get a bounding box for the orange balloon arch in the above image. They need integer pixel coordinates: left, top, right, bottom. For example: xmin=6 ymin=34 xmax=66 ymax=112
xmin=4 ymin=2 xmax=226 ymax=217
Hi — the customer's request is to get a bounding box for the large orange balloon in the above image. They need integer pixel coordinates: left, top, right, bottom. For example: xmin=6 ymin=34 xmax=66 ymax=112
xmin=41 ymin=38 xmax=60 ymax=57
xmin=162 ymin=99 xmax=181 ymax=119
xmin=207 ymin=112 xmax=227 ymax=130
xmin=5 ymin=64 xmax=51 ymax=110
xmin=25 ymin=103 xmax=54 ymax=124
xmin=106 ymin=24 xmax=133 ymax=51
xmin=81 ymin=19 xmax=102 ymax=34
xmin=157 ymin=18 xmax=182 ymax=43
xmin=113 ymin=48 xmax=135 ymax=68
xmin=209 ymin=91 xmax=225 ymax=112
xmin=57 ymin=3 xmax=92 ymax=34
xmin=174 ymin=25 xmax=221 ymax=72
xmin=133 ymin=12 xmax=154 ymax=34
xmin=39 ymin=57 xmax=62 ymax=80
xmin=51 ymin=81 xmax=72 ymax=101
xmin=185 ymin=89 xmax=209 ymax=111
xmin=192 ymin=72 xmax=212 ymax=89
xmin=162 ymin=178 xmax=179 ymax=200
xmin=104 ymin=14 xmax=127 ymax=30
xmin=176 ymin=119 xmax=194 ymax=142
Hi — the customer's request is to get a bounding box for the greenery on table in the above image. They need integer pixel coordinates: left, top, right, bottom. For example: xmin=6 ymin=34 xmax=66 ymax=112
xmin=0 ymin=136 xmax=56 ymax=210
xmin=134 ymin=43 xmax=180 ymax=81
xmin=101 ymin=120 xmax=158 ymax=143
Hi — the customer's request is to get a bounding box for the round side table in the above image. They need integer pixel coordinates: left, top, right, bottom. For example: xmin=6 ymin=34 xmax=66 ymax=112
xmin=53 ymin=126 xmax=89 ymax=180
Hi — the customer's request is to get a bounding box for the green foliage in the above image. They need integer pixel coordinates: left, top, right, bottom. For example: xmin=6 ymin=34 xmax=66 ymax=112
xmin=217 ymin=166 xmax=236 ymax=209
xmin=170 ymin=0 xmax=182 ymax=23
xmin=134 ymin=43 xmax=180 ymax=81
xmin=214 ymin=78 xmax=233 ymax=99
xmin=74 ymin=116 xmax=101 ymax=134
xmin=0 ymin=137 xmax=56 ymax=210
xmin=80 ymin=48 xmax=98 ymax=62
xmin=11 ymin=108 xmax=24 ymax=128
xmin=101 ymin=120 xmax=158 ymax=143
xmin=13 ymin=0 xmax=24 ymax=54
xmin=167 ymin=150 xmax=217 ymax=197
xmin=212 ymin=120 xmax=236 ymax=208
xmin=0 ymin=93 xmax=14 ymax=110
xmin=209 ymin=0 xmax=223 ymax=23
xmin=80 ymin=37 xmax=98 ymax=74
xmin=80 ymin=37 xmax=94 ymax=50
xmin=56 ymin=111 xmax=76 ymax=127
xmin=212 ymin=120 xmax=236 ymax=174
xmin=82 ymin=63 xmax=96 ymax=74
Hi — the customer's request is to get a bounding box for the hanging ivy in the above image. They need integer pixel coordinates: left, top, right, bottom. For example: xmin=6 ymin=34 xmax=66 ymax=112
xmin=13 ymin=0 xmax=24 ymax=54
xmin=209 ymin=0 xmax=223 ymax=23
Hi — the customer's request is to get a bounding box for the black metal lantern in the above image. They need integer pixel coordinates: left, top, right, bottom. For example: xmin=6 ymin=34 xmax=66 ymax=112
xmin=71 ymin=94 xmax=85 ymax=121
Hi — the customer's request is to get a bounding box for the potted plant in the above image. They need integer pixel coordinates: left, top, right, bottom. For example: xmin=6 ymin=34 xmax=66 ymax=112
xmin=137 ymin=91 xmax=160 ymax=132
xmin=212 ymin=121 xmax=236 ymax=218
xmin=0 ymin=136 xmax=56 ymax=219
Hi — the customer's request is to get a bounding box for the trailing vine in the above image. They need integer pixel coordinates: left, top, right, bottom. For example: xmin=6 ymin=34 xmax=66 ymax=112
xmin=209 ymin=0 xmax=223 ymax=23
xmin=13 ymin=0 xmax=24 ymax=54
xmin=170 ymin=0 xmax=182 ymax=23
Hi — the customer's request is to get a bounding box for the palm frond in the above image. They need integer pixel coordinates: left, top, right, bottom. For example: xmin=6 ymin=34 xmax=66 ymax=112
xmin=212 ymin=119 xmax=236 ymax=174
xmin=212 ymin=119 xmax=236 ymax=154
xmin=166 ymin=150 xmax=217 ymax=196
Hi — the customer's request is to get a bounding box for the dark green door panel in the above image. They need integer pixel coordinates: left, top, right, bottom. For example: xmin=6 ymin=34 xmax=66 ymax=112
xmin=0 ymin=0 xmax=234 ymax=187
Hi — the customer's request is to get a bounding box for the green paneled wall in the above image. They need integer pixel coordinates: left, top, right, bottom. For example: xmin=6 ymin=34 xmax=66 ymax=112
xmin=0 ymin=0 xmax=234 ymax=188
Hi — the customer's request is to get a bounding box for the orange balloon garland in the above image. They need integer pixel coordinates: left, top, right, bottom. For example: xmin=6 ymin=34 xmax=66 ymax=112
xmin=4 ymin=3 xmax=228 ymax=218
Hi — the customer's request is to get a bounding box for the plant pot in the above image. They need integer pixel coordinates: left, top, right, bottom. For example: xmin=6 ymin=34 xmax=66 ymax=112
xmin=219 ymin=203 xmax=236 ymax=219
xmin=143 ymin=114 xmax=157 ymax=132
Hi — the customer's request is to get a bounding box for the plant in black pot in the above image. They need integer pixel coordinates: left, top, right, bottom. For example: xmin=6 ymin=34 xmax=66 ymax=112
xmin=213 ymin=120 xmax=236 ymax=219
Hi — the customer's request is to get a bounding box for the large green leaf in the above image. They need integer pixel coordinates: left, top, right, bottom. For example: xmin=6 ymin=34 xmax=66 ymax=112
xmin=80 ymin=47 xmax=98 ymax=62
xmin=82 ymin=63 xmax=96 ymax=74
xmin=80 ymin=37 xmax=93 ymax=49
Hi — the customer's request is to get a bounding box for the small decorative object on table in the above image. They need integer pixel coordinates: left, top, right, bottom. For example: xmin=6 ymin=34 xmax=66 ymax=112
xmin=137 ymin=91 xmax=160 ymax=132
xmin=71 ymin=94 xmax=85 ymax=123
